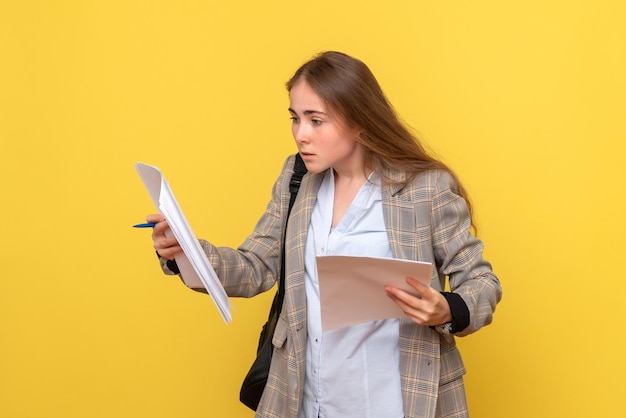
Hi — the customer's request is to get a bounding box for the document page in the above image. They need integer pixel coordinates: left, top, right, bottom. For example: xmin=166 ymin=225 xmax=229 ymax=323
xmin=135 ymin=162 xmax=232 ymax=323
xmin=316 ymin=255 xmax=432 ymax=331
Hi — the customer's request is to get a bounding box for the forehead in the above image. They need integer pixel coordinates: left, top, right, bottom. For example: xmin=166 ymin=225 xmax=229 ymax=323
xmin=288 ymin=79 xmax=327 ymax=112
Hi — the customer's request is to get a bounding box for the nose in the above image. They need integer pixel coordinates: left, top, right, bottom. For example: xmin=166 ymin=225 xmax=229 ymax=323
xmin=293 ymin=122 xmax=310 ymax=144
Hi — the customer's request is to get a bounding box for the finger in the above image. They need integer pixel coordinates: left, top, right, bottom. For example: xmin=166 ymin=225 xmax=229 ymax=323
xmin=405 ymin=276 xmax=429 ymax=292
xmin=152 ymin=220 xmax=171 ymax=238
xmin=153 ymin=231 xmax=181 ymax=257
xmin=395 ymin=282 xmax=452 ymax=325
xmin=146 ymin=213 xmax=165 ymax=223
xmin=385 ymin=285 xmax=422 ymax=308
xmin=386 ymin=290 xmax=429 ymax=324
xmin=156 ymin=244 xmax=182 ymax=260
xmin=405 ymin=277 xmax=438 ymax=302
xmin=385 ymin=290 xmax=411 ymax=312
xmin=155 ymin=235 xmax=179 ymax=248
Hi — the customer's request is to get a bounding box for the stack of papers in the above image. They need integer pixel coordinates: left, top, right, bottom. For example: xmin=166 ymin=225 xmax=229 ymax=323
xmin=316 ymin=255 xmax=433 ymax=331
xmin=135 ymin=162 xmax=232 ymax=323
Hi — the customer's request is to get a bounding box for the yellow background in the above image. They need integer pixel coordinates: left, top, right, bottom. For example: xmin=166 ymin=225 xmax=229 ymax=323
xmin=2 ymin=1 xmax=625 ymax=417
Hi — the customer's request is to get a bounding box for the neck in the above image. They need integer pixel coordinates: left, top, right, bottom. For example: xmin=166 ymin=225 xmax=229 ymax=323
xmin=331 ymin=144 xmax=369 ymax=184
xmin=332 ymin=168 xmax=368 ymax=188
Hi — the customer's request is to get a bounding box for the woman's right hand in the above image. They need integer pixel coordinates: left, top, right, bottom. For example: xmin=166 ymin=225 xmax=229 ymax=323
xmin=147 ymin=214 xmax=182 ymax=260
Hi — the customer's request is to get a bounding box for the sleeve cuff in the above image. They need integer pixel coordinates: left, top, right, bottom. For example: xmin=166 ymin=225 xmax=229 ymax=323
xmin=156 ymin=251 xmax=180 ymax=275
xmin=440 ymin=292 xmax=470 ymax=333
xmin=166 ymin=259 xmax=180 ymax=274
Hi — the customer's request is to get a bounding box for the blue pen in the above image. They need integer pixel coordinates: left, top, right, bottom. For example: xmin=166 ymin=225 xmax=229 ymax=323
xmin=133 ymin=222 xmax=157 ymax=228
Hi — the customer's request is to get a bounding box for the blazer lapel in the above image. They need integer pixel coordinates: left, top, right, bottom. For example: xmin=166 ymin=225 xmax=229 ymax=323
xmin=284 ymin=170 xmax=324 ymax=330
xmin=381 ymin=169 xmax=417 ymax=262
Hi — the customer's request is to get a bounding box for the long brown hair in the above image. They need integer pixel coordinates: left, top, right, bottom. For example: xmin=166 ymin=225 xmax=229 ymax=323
xmin=286 ymin=51 xmax=475 ymax=228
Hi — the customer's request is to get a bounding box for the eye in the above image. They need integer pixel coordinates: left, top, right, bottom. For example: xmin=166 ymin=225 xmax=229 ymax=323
xmin=290 ymin=116 xmax=300 ymax=124
xmin=312 ymin=119 xmax=323 ymax=126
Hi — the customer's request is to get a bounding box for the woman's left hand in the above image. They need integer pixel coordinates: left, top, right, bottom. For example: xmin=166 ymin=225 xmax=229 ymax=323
xmin=385 ymin=277 xmax=452 ymax=326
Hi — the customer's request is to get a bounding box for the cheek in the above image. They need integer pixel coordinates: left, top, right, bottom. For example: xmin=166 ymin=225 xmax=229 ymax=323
xmin=336 ymin=136 xmax=358 ymax=154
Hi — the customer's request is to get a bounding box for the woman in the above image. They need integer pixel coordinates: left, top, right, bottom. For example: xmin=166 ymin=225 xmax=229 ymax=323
xmin=148 ymin=51 xmax=502 ymax=418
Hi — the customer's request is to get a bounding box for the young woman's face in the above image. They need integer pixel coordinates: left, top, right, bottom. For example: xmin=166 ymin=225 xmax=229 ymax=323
xmin=288 ymin=79 xmax=362 ymax=174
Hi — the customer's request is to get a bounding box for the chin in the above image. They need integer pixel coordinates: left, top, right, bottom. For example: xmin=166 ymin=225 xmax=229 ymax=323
xmin=302 ymin=162 xmax=329 ymax=174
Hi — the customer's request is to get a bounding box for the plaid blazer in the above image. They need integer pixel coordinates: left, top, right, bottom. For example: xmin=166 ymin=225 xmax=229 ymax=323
xmin=200 ymin=155 xmax=502 ymax=418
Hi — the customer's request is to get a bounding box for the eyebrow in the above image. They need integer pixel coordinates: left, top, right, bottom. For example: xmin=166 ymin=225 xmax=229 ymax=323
xmin=288 ymin=108 xmax=327 ymax=116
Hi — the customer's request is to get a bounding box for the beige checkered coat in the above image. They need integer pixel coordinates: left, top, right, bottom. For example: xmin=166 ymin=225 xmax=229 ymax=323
xmin=199 ymin=155 xmax=502 ymax=418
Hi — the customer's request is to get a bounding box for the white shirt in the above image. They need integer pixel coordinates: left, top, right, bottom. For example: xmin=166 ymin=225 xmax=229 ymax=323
xmin=298 ymin=170 xmax=404 ymax=418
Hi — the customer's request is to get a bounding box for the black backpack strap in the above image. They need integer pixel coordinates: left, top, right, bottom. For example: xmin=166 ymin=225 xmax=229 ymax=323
xmin=289 ymin=153 xmax=307 ymax=202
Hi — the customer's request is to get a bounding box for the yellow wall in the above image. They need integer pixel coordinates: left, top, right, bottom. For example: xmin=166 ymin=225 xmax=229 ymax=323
xmin=2 ymin=1 xmax=625 ymax=417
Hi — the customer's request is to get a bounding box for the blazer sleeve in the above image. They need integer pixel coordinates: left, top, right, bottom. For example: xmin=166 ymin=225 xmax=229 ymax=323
xmin=163 ymin=155 xmax=295 ymax=298
xmin=430 ymin=170 xmax=502 ymax=337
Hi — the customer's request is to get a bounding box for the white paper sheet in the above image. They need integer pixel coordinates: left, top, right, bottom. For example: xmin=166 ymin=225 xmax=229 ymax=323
xmin=135 ymin=162 xmax=232 ymax=323
xmin=316 ymin=255 xmax=432 ymax=331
